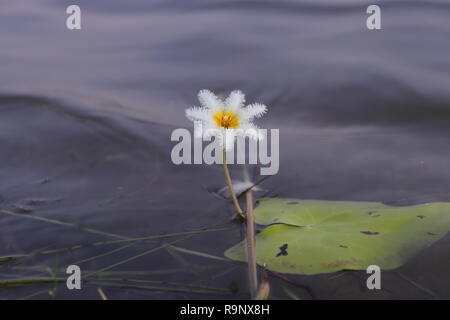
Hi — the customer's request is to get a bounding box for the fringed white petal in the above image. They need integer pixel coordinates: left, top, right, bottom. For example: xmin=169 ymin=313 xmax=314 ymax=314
xmin=203 ymin=124 xmax=220 ymax=140
xmin=211 ymin=128 xmax=236 ymax=151
xmin=225 ymin=90 xmax=245 ymax=112
xmin=185 ymin=106 xmax=210 ymax=122
xmin=213 ymin=128 xmax=224 ymax=150
xmin=240 ymin=103 xmax=267 ymax=122
xmin=198 ymin=89 xmax=223 ymax=110
xmin=224 ymin=129 xmax=236 ymax=151
xmin=192 ymin=121 xmax=203 ymax=138
xmin=238 ymin=122 xmax=265 ymax=141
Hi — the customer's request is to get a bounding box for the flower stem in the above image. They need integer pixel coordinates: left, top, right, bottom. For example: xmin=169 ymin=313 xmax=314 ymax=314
xmin=221 ymin=151 xmax=246 ymax=220
xmin=221 ymin=151 xmax=257 ymax=297
xmin=246 ymin=188 xmax=258 ymax=298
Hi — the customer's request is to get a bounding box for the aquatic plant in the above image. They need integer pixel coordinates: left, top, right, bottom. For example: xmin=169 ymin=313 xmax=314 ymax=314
xmin=186 ymin=89 xmax=269 ymax=298
xmin=225 ymin=198 xmax=450 ymax=275
xmin=185 ymin=89 xmax=266 ymax=152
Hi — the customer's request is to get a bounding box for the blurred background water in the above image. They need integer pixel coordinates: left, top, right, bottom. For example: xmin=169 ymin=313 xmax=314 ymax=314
xmin=1 ymin=0 xmax=450 ymax=299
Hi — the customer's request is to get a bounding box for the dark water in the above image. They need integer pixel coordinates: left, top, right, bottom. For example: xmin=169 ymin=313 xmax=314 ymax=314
xmin=1 ymin=0 xmax=450 ymax=299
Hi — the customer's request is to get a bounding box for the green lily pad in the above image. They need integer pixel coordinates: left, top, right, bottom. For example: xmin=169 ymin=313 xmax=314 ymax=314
xmin=224 ymin=198 xmax=450 ymax=275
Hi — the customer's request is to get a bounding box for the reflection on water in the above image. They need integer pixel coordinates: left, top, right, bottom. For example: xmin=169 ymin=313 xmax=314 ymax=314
xmin=1 ymin=0 xmax=450 ymax=299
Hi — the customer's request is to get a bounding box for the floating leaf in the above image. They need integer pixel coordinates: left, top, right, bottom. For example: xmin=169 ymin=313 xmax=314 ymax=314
xmin=225 ymin=198 xmax=450 ymax=275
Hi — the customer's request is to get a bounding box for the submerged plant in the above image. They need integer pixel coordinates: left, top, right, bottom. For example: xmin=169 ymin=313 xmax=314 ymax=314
xmin=186 ymin=89 xmax=269 ymax=298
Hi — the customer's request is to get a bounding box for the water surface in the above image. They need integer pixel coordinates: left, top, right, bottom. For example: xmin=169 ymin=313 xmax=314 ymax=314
xmin=1 ymin=0 xmax=450 ymax=299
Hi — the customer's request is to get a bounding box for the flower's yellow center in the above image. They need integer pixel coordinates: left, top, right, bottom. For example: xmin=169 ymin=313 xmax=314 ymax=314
xmin=213 ymin=110 xmax=240 ymax=129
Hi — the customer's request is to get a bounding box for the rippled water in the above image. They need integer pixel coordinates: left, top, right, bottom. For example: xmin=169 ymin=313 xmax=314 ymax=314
xmin=1 ymin=0 xmax=450 ymax=299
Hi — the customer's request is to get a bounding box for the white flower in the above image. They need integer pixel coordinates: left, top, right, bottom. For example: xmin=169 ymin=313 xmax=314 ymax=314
xmin=185 ymin=89 xmax=267 ymax=151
